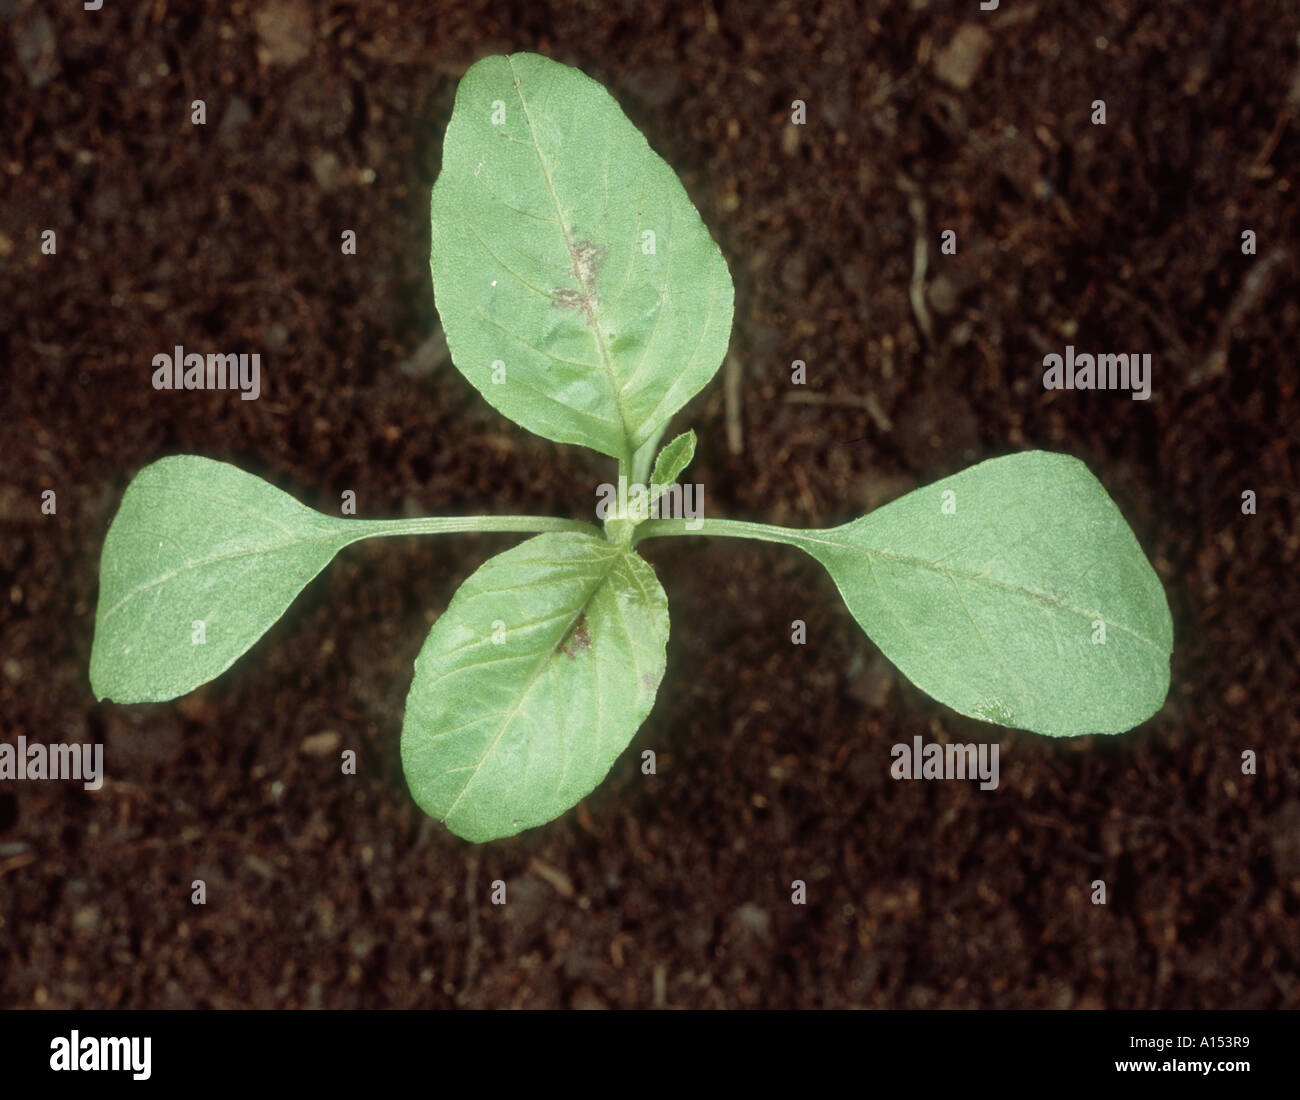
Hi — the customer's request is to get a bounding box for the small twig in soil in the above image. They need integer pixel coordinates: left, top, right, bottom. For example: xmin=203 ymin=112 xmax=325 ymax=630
xmin=458 ymin=848 xmax=481 ymax=1005
xmin=791 ymin=462 xmax=819 ymax=524
xmin=724 ymin=351 xmax=744 ymax=456
xmin=1192 ymin=246 xmax=1288 ymax=385
xmin=1107 ymin=283 xmax=1191 ymax=364
xmin=895 ymin=174 xmax=934 ymax=345
xmin=528 ymin=856 xmax=575 ymax=900
xmin=785 ymin=390 xmax=892 ymax=433
xmin=1251 ymin=50 xmax=1300 ymax=175
xmin=0 ymin=852 xmax=36 ymax=877
xmin=652 ymin=964 xmax=668 ymax=1008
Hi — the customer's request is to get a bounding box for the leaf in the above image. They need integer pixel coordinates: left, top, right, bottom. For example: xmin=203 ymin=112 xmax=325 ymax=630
xmin=648 ymin=429 xmax=696 ymax=505
xmin=430 ymin=53 xmax=734 ymax=460
xmin=797 ymin=451 xmax=1172 ymax=736
xmin=401 ymin=532 xmax=668 ymax=842
xmin=91 ymin=456 xmax=364 ymax=703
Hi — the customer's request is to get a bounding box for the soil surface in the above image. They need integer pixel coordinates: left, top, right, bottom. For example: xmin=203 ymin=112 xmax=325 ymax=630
xmin=2 ymin=0 xmax=1298 ymax=1009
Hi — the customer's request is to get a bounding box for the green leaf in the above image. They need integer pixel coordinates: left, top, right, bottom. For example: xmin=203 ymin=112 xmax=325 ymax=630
xmin=430 ymin=53 xmax=734 ymax=460
xmin=401 ymin=532 xmax=668 ymax=842
xmin=798 ymin=451 xmax=1172 ymax=736
xmin=648 ymin=429 xmax=696 ymax=505
xmin=91 ymin=456 xmax=364 ymax=703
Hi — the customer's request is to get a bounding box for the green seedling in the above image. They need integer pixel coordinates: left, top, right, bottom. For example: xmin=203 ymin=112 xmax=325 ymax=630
xmin=90 ymin=54 xmax=1173 ymax=842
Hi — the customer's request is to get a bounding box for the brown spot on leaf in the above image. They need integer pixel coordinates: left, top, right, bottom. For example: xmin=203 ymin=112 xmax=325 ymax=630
xmin=552 ymin=286 xmax=593 ymax=314
xmin=569 ymin=238 xmax=606 ymax=288
xmin=551 ymin=238 xmax=606 ymax=326
xmin=555 ymin=614 xmax=592 ymax=660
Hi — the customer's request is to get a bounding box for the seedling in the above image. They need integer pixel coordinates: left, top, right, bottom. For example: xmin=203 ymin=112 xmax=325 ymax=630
xmin=90 ymin=54 xmax=1172 ymax=842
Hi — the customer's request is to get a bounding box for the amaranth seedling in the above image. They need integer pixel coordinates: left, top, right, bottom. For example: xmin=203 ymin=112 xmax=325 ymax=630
xmin=90 ymin=54 xmax=1173 ymax=842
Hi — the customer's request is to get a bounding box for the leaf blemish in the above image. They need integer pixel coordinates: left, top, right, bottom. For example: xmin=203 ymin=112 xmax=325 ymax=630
xmin=551 ymin=238 xmax=605 ymax=326
xmin=569 ymin=238 xmax=605 ymax=287
xmin=555 ymin=614 xmax=591 ymax=659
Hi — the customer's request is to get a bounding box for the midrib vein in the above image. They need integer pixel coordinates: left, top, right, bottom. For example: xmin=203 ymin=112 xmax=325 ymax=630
xmin=100 ymin=529 xmax=352 ymax=624
xmin=788 ymin=530 xmax=1167 ymax=656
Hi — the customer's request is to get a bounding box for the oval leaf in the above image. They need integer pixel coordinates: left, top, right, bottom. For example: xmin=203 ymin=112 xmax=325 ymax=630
xmin=91 ymin=456 xmax=360 ymax=703
xmin=648 ymin=429 xmax=697 ymax=505
xmin=799 ymin=451 xmax=1172 ymax=736
xmin=430 ymin=53 xmax=734 ymax=460
xmin=401 ymin=532 xmax=668 ymax=842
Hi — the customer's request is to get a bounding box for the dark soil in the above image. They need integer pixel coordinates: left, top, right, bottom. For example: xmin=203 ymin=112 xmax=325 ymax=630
xmin=2 ymin=0 xmax=1298 ymax=1009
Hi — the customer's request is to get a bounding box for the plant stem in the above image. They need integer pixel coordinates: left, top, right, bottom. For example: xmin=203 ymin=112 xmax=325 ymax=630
xmin=630 ymin=423 xmax=669 ymax=486
xmin=350 ymin=514 xmax=600 ymax=541
xmin=631 ymin=516 xmax=812 ymax=550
